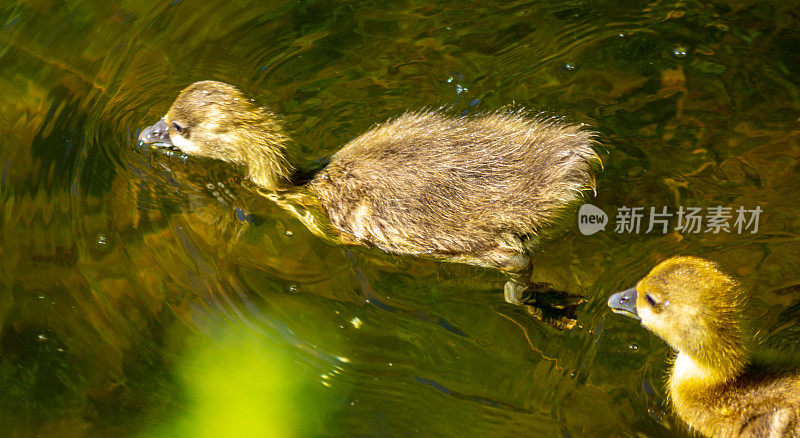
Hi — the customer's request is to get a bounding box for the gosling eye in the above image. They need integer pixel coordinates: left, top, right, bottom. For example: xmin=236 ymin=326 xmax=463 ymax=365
xmin=171 ymin=122 xmax=185 ymax=135
xmin=645 ymin=293 xmax=658 ymax=307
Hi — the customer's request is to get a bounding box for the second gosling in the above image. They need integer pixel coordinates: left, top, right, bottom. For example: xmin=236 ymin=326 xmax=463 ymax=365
xmin=609 ymin=257 xmax=800 ymax=437
xmin=139 ymin=81 xmax=599 ymax=316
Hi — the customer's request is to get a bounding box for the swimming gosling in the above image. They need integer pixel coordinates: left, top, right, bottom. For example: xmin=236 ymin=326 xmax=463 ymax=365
xmin=608 ymin=256 xmax=800 ymax=437
xmin=139 ymin=81 xmax=599 ymax=320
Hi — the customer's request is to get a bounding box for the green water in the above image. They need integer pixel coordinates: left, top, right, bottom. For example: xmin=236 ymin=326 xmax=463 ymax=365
xmin=2 ymin=0 xmax=800 ymax=436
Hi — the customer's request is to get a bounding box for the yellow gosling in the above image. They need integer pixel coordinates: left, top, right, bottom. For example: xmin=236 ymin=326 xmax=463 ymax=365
xmin=608 ymin=256 xmax=800 ymax=437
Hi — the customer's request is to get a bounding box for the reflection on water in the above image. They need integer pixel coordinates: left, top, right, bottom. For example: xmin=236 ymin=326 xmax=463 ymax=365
xmin=1 ymin=0 xmax=800 ymax=436
xmin=146 ymin=324 xmax=337 ymax=437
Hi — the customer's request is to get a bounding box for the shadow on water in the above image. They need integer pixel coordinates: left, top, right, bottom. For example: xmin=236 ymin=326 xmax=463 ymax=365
xmin=1 ymin=0 xmax=800 ymax=436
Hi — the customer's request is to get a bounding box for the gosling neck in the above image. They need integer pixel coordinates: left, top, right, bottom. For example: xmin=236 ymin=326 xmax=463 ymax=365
xmin=669 ymin=334 xmax=749 ymax=390
xmin=245 ymin=147 xmax=294 ymax=191
xmin=241 ymin=115 xmax=295 ymax=191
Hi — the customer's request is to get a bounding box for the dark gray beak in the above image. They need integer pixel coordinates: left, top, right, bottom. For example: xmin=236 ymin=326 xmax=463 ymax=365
xmin=139 ymin=119 xmax=173 ymax=147
xmin=608 ymin=287 xmax=640 ymax=320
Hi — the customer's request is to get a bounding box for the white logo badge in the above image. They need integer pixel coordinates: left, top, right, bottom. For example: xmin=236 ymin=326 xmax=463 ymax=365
xmin=578 ymin=204 xmax=608 ymax=235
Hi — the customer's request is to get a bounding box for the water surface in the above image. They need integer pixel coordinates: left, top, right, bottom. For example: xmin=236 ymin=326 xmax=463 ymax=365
xmin=2 ymin=1 xmax=800 ymax=436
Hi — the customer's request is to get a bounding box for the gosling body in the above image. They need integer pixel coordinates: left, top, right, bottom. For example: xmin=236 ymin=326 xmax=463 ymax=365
xmin=140 ymin=81 xmax=598 ymax=316
xmin=609 ymin=257 xmax=800 ymax=437
xmin=312 ymin=111 xmax=596 ymax=263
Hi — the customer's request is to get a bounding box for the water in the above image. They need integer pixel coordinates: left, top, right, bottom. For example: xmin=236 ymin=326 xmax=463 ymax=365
xmin=2 ymin=0 xmax=800 ymax=436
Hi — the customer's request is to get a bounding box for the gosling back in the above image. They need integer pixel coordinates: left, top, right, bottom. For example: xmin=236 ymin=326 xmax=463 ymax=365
xmin=312 ymin=110 xmax=598 ymax=256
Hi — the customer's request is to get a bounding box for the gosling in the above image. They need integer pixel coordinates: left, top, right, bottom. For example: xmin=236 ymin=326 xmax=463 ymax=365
xmin=140 ymin=81 xmax=599 ymax=319
xmin=608 ymin=256 xmax=800 ymax=437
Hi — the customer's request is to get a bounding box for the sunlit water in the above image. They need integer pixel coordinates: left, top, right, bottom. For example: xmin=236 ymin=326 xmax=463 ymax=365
xmin=1 ymin=1 xmax=800 ymax=436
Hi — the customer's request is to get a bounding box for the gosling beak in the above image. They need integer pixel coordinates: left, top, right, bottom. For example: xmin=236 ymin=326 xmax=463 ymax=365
xmin=607 ymin=287 xmax=640 ymax=320
xmin=138 ymin=119 xmax=174 ymax=149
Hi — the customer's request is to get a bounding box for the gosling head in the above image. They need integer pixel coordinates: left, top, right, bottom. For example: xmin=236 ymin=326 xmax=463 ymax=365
xmin=139 ymin=81 xmax=293 ymax=190
xmin=608 ymin=256 xmax=748 ymax=377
